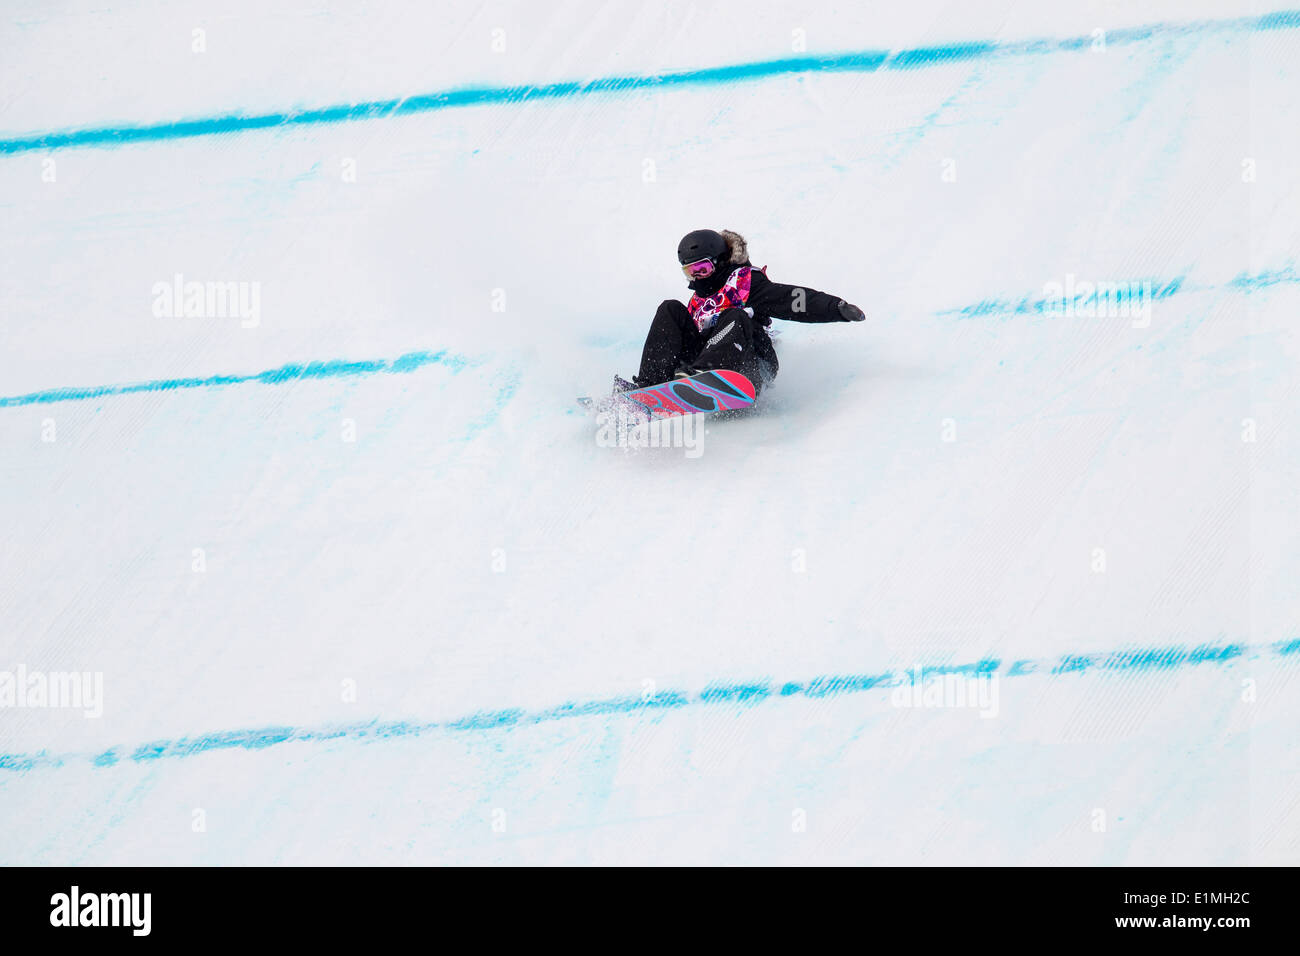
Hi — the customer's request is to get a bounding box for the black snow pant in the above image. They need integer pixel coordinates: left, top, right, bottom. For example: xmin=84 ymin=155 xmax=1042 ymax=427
xmin=637 ymin=300 xmax=776 ymax=391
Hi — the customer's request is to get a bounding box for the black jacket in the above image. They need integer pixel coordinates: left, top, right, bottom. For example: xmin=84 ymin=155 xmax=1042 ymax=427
xmin=745 ymin=268 xmax=846 ymax=324
xmin=684 ymin=262 xmax=848 ymax=378
xmin=688 ymin=261 xmax=846 ymax=326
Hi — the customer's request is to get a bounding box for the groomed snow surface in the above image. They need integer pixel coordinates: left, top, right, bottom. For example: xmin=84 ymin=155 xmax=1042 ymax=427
xmin=1 ymin=0 xmax=1297 ymax=864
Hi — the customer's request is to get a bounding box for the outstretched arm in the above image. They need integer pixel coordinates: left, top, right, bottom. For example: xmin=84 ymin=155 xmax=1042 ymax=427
xmin=747 ymin=270 xmax=865 ymax=323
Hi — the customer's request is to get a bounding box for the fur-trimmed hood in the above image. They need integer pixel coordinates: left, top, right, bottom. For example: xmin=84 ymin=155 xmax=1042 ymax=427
xmin=719 ymin=229 xmax=750 ymax=266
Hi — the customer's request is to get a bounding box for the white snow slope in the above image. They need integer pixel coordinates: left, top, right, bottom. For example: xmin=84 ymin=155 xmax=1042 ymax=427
xmin=1 ymin=0 xmax=1297 ymax=865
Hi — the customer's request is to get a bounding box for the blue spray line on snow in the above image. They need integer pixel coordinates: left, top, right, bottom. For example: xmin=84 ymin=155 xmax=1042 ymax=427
xmin=0 ymin=349 xmax=470 ymax=409
xmin=2 ymin=11 xmax=1298 ymax=156
xmin=2 ymin=638 xmax=1296 ymax=774
xmin=943 ymin=277 xmax=1187 ymax=319
xmin=940 ymin=264 xmax=1300 ymax=319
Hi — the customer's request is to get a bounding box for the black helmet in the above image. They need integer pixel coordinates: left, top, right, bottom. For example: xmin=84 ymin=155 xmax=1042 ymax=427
xmin=677 ymin=229 xmax=728 ymax=266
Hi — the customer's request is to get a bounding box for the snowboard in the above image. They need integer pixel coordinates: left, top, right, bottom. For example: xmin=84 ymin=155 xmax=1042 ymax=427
xmin=580 ymin=370 xmax=756 ymax=420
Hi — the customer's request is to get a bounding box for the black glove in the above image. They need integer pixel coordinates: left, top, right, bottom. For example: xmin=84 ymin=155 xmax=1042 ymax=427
xmin=837 ymin=300 xmax=866 ymax=322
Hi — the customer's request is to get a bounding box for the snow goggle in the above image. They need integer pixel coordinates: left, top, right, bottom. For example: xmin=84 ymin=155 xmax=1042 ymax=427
xmin=681 ymin=258 xmax=716 ymax=280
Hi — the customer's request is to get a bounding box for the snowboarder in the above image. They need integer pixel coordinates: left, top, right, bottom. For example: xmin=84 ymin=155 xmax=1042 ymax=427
xmin=628 ymin=228 xmax=866 ymax=394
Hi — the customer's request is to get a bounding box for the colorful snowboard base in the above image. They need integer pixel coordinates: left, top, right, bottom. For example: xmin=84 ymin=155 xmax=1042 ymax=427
xmin=578 ymin=370 xmax=756 ymax=420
